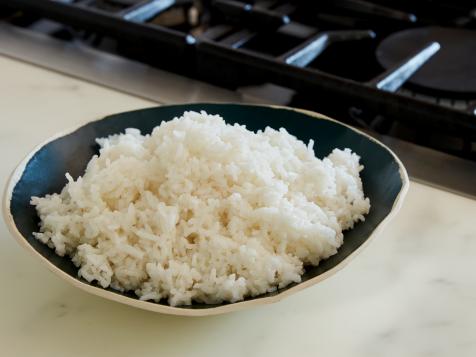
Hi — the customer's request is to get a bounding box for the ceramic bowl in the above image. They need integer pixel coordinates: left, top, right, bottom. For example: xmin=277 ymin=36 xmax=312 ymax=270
xmin=3 ymin=103 xmax=408 ymax=316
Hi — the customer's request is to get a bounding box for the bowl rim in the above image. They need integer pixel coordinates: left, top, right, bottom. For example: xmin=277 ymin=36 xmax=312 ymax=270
xmin=2 ymin=103 xmax=409 ymax=317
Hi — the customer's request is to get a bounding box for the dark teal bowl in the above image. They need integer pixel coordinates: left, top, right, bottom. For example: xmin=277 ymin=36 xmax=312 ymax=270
xmin=3 ymin=104 xmax=408 ymax=316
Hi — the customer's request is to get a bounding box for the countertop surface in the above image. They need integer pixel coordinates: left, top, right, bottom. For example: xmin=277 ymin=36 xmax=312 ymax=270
xmin=1 ymin=56 xmax=475 ymax=357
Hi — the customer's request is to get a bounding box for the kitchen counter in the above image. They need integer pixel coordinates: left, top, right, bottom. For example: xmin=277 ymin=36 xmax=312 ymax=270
xmin=1 ymin=56 xmax=475 ymax=357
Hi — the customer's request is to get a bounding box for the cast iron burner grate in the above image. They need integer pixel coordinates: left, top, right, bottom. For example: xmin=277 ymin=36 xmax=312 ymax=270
xmin=2 ymin=0 xmax=476 ymax=160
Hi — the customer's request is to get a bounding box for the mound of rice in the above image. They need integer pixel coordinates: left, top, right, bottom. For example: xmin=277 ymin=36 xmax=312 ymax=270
xmin=31 ymin=111 xmax=370 ymax=306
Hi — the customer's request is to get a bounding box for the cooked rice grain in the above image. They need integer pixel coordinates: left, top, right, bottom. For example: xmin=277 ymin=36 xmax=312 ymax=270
xmin=32 ymin=111 xmax=370 ymax=306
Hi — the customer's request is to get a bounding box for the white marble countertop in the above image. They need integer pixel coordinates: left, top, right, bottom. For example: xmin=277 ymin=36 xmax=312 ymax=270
xmin=1 ymin=56 xmax=475 ymax=357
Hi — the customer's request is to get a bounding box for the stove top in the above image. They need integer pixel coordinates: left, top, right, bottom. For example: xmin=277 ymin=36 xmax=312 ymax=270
xmin=2 ymin=0 xmax=476 ymax=160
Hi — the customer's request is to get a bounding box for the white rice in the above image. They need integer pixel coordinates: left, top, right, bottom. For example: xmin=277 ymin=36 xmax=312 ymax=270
xmin=31 ymin=111 xmax=370 ymax=306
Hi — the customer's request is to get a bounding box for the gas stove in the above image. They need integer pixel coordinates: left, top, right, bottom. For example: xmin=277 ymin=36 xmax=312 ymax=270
xmin=2 ymin=0 xmax=476 ymax=161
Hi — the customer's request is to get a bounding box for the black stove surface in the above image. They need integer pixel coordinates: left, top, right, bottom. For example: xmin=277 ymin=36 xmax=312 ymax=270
xmin=377 ymin=26 xmax=476 ymax=96
xmin=2 ymin=0 xmax=476 ymax=160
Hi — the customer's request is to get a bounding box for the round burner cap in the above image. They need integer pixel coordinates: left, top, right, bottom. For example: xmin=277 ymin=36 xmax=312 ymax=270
xmin=376 ymin=26 xmax=476 ymax=96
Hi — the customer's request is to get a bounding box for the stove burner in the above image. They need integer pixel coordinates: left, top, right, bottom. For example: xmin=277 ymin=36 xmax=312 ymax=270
xmin=376 ymin=27 xmax=476 ymax=96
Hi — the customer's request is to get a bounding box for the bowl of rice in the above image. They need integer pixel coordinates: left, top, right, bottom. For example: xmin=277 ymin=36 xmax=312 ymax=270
xmin=3 ymin=103 xmax=408 ymax=316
